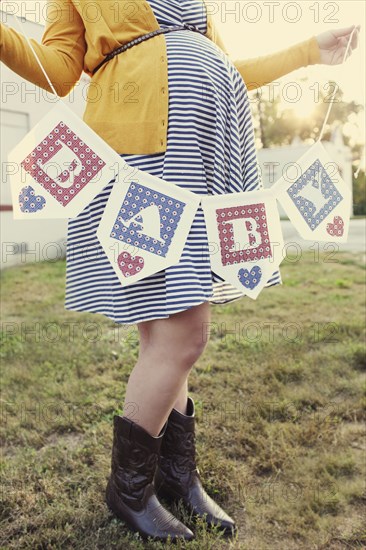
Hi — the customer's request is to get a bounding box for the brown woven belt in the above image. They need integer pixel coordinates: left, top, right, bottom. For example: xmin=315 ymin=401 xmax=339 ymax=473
xmin=92 ymin=23 xmax=205 ymax=76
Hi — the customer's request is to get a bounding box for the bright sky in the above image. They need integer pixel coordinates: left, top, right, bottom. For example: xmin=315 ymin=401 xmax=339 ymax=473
xmin=3 ymin=0 xmax=365 ymax=145
xmin=217 ymin=0 xmax=365 ymax=99
xmin=218 ymin=2 xmax=365 ymax=115
xmin=216 ymin=0 xmax=365 ymax=149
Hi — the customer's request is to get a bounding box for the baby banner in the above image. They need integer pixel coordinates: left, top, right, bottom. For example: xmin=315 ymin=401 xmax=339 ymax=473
xmin=4 ymin=10 xmax=356 ymax=299
xmin=96 ymin=169 xmax=201 ymax=286
xmin=272 ymin=141 xmax=351 ymax=242
xmin=201 ymin=189 xmax=284 ymax=299
xmin=9 ymin=100 xmax=127 ymax=219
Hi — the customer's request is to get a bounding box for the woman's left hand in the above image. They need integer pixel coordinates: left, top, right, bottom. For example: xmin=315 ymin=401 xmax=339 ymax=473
xmin=316 ymin=25 xmax=360 ymax=65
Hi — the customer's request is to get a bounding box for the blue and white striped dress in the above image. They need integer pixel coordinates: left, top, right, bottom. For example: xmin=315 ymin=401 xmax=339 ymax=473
xmin=65 ymin=0 xmax=282 ymax=325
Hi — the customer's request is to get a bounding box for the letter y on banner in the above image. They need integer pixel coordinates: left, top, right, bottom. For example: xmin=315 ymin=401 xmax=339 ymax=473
xmin=201 ymin=189 xmax=284 ymax=299
xmin=272 ymin=142 xmax=351 ymax=242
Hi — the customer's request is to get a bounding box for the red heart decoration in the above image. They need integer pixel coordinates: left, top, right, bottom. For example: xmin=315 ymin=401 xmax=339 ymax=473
xmin=117 ymin=251 xmax=144 ymax=278
xmin=326 ymin=215 xmax=344 ymax=237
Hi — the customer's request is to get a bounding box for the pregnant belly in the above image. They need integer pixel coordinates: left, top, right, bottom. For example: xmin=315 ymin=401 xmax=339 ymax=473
xmin=164 ymin=29 xmax=238 ymax=94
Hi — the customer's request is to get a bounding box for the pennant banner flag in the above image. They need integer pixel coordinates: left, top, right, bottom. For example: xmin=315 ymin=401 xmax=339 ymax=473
xmin=272 ymin=141 xmax=351 ymax=243
xmin=8 ymin=101 xmax=125 ymax=219
xmin=96 ymin=169 xmax=201 ymax=286
xmin=201 ymin=189 xmax=284 ymax=299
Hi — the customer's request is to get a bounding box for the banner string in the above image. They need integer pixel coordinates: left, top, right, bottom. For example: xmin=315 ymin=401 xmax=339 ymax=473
xmin=353 ymin=27 xmax=365 ymax=179
xmin=317 ymin=26 xmax=358 ymax=143
xmin=11 ymin=11 xmax=60 ymax=98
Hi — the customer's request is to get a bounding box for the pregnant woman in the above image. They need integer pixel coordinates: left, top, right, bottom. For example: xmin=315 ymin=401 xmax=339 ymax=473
xmin=0 ymin=0 xmax=359 ymax=542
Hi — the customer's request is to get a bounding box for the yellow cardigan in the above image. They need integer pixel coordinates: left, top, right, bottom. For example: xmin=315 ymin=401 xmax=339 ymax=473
xmin=0 ymin=0 xmax=321 ymax=154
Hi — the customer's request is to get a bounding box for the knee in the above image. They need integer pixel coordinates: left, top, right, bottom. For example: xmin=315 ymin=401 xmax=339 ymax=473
xmin=175 ymin=329 xmax=209 ymax=370
xmin=176 ymin=306 xmax=212 ymax=368
xmin=138 ymin=303 xmax=211 ymax=370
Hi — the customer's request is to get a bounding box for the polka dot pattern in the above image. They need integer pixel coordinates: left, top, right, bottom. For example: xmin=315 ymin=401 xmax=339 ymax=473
xmin=110 ymin=182 xmax=186 ymax=258
xmin=238 ymin=265 xmax=262 ymax=289
xmin=216 ymin=203 xmax=272 ymax=266
xmin=18 ymin=185 xmax=46 ymax=213
xmin=287 ymin=159 xmax=343 ymax=230
xmin=21 ymin=121 xmax=106 ymax=207
xmin=326 ymin=215 xmax=344 ymax=237
xmin=117 ymin=251 xmax=145 ymax=277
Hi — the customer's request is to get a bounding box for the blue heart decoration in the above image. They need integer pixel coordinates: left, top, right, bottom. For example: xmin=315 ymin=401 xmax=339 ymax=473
xmin=238 ymin=265 xmax=262 ymax=289
xmin=19 ymin=186 xmax=46 ymax=213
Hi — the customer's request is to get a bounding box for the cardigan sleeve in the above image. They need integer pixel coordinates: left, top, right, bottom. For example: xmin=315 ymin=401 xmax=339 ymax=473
xmin=205 ymin=10 xmax=322 ymax=90
xmin=233 ymin=37 xmax=321 ymax=90
xmin=0 ymin=0 xmax=86 ymax=97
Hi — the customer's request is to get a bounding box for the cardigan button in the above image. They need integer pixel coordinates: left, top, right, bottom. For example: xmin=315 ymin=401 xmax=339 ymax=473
xmin=161 ymin=87 xmax=166 ymax=94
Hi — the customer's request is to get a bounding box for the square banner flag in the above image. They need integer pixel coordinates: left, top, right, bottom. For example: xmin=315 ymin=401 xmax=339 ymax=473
xmin=201 ymin=189 xmax=284 ymax=299
xmin=8 ymin=100 xmax=129 ymax=219
xmin=272 ymin=141 xmax=351 ymax=242
xmin=96 ymin=169 xmax=201 ymax=286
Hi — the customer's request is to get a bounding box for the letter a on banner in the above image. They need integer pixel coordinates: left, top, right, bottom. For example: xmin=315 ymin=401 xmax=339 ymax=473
xmin=9 ymin=101 xmax=126 ymax=219
xmin=96 ymin=170 xmax=201 ymax=286
xmin=272 ymin=141 xmax=351 ymax=242
xmin=201 ymin=189 xmax=284 ymax=299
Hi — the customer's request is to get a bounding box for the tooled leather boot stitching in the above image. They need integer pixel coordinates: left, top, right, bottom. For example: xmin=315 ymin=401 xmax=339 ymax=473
xmin=154 ymin=397 xmax=237 ymax=536
xmin=105 ymin=414 xmax=195 ymax=541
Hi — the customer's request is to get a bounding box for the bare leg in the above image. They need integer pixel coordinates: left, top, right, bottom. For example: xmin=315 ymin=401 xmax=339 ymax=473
xmin=172 ymin=312 xmax=213 ymax=414
xmin=122 ymin=302 xmax=211 ymax=437
xmin=173 ymin=379 xmax=189 ymax=414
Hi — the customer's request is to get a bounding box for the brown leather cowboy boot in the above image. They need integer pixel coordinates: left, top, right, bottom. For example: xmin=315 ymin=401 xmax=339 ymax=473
xmin=105 ymin=414 xmax=195 ymax=542
xmin=154 ymin=397 xmax=237 ymax=536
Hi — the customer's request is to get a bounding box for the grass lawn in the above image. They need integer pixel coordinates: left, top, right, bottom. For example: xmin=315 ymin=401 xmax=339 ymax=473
xmin=1 ymin=250 xmax=365 ymax=549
